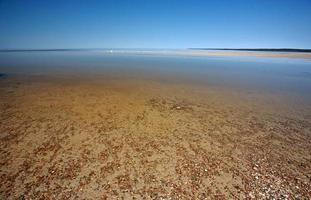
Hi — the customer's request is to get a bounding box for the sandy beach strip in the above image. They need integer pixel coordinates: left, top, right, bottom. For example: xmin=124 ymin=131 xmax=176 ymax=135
xmin=101 ymin=49 xmax=311 ymax=60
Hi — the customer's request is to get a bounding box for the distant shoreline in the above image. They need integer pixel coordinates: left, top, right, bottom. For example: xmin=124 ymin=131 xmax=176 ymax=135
xmin=189 ymin=48 xmax=311 ymax=53
xmin=1 ymin=48 xmax=311 ymax=60
xmin=1 ymin=48 xmax=311 ymax=53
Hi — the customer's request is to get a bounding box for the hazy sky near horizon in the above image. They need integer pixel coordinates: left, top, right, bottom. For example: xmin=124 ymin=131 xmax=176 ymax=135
xmin=0 ymin=0 xmax=311 ymax=49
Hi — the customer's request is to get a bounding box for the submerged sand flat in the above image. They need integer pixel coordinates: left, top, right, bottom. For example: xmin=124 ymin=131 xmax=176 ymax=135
xmin=101 ymin=49 xmax=311 ymax=60
xmin=195 ymin=51 xmax=311 ymax=60
xmin=0 ymin=74 xmax=310 ymax=199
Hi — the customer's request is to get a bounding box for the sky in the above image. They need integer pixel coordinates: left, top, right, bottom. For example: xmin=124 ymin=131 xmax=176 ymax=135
xmin=0 ymin=0 xmax=311 ymax=49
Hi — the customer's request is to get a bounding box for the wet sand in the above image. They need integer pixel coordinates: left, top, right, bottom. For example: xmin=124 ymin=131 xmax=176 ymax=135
xmin=0 ymin=73 xmax=310 ymax=199
xmin=189 ymin=50 xmax=311 ymax=60
xmin=101 ymin=49 xmax=311 ymax=60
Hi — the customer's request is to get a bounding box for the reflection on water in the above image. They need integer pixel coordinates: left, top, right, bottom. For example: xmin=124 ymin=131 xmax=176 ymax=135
xmin=0 ymin=50 xmax=311 ymax=101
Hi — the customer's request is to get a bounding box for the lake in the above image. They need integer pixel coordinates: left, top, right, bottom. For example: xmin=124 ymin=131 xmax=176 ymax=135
xmin=0 ymin=50 xmax=310 ymax=199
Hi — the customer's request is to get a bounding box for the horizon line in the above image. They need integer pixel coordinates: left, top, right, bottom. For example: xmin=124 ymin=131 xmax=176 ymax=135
xmin=1 ymin=48 xmax=311 ymax=53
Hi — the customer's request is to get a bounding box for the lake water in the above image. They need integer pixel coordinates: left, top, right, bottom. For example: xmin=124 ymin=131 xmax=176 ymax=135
xmin=1 ymin=50 xmax=311 ymax=101
xmin=1 ymin=50 xmax=311 ymax=198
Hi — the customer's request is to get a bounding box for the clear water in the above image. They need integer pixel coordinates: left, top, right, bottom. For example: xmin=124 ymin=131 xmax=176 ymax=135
xmin=0 ymin=50 xmax=311 ymax=101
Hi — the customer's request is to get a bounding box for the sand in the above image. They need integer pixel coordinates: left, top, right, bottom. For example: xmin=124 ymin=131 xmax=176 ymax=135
xmin=0 ymin=74 xmax=311 ymax=199
xmin=102 ymin=49 xmax=311 ymax=60
xmin=190 ymin=50 xmax=311 ymax=60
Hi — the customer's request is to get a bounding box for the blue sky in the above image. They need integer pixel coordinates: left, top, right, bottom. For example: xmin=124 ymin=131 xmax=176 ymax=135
xmin=0 ymin=0 xmax=311 ymax=49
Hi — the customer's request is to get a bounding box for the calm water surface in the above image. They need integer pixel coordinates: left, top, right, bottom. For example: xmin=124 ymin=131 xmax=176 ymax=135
xmin=0 ymin=50 xmax=311 ymax=101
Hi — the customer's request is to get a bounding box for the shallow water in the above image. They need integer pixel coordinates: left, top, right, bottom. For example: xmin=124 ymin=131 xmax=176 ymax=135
xmin=1 ymin=50 xmax=311 ymax=101
xmin=1 ymin=50 xmax=311 ymax=199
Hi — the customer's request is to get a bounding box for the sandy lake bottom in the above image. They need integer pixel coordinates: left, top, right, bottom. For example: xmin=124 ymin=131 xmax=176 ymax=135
xmin=0 ymin=51 xmax=311 ymax=199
